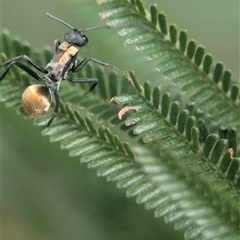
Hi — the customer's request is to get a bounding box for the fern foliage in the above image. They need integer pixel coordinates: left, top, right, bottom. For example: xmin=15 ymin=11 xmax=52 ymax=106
xmin=1 ymin=1 xmax=240 ymax=239
xmin=98 ymin=0 xmax=240 ymax=132
xmin=1 ymin=28 xmax=240 ymax=239
xmin=111 ymin=70 xmax=240 ymax=235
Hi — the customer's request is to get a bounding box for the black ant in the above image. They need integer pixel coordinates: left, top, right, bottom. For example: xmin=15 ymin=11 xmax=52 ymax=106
xmin=0 ymin=12 xmax=128 ymax=126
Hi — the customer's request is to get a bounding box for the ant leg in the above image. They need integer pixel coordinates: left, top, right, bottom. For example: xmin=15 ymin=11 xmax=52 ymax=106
xmin=54 ymin=40 xmax=61 ymax=52
xmin=0 ymin=61 xmax=43 ymax=81
xmin=67 ymin=77 xmax=98 ymax=94
xmin=71 ymin=57 xmax=128 ymax=76
xmin=47 ymin=91 xmax=60 ymax=127
xmin=1 ymin=55 xmax=47 ymax=74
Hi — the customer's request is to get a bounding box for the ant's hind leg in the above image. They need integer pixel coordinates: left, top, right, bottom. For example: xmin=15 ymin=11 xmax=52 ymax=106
xmin=0 ymin=61 xmax=43 ymax=81
xmin=1 ymin=55 xmax=47 ymax=73
xmin=46 ymin=91 xmax=60 ymax=127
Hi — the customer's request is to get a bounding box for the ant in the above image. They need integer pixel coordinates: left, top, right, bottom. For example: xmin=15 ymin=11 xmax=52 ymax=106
xmin=0 ymin=12 xmax=128 ymax=126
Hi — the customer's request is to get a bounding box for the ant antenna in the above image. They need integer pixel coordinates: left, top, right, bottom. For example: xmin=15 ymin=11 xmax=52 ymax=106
xmin=46 ymin=12 xmax=112 ymax=32
xmin=84 ymin=25 xmax=112 ymax=32
xmin=45 ymin=12 xmax=75 ymax=30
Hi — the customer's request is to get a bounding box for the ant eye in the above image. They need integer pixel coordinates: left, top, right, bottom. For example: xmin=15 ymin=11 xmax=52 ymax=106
xmin=22 ymin=85 xmax=52 ymax=116
xmin=84 ymin=36 xmax=89 ymax=43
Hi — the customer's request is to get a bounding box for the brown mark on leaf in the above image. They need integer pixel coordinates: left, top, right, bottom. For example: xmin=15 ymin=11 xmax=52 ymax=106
xmin=96 ymin=0 xmax=102 ymax=5
xmin=228 ymin=148 xmax=234 ymax=160
xmin=118 ymin=106 xmax=139 ymax=120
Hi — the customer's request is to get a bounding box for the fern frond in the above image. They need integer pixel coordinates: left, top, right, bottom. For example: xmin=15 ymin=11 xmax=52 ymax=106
xmin=111 ymin=71 xmax=240 ymax=239
xmin=97 ymin=0 xmax=240 ymax=131
xmin=1 ymin=18 xmax=240 ymax=240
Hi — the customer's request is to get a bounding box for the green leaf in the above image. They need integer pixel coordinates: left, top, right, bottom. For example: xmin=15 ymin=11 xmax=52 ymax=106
xmin=194 ymin=46 xmax=205 ymax=66
xmin=230 ymin=84 xmax=239 ymax=102
xmin=143 ymin=81 xmax=151 ymax=101
xmin=158 ymin=12 xmax=167 ymax=34
xmin=169 ymin=24 xmax=177 ymax=44
xmin=169 ymin=101 xmax=180 ymax=126
xmin=202 ymin=53 xmax=213 ymax=75
xmin=136 ymin=0 xmax=146 ymax=16
xmin=179 ymin=30 xmax=188 ymax=53
xmin=185 ymin=116 xmax=195 ymax=142
xmin=210 ymin=139 xmax=227 ymax=165
xmin=213 ymin=62 xmax=224 ymax=83
xmin=152 ymin=86 xmax=161 ymax=110
xmin=177 ymin=110 xmax=188 ymax=134
xmin=150 ymin=4 xmax=158 ymax=26
xmin=222 ymin=70 xmax=231 ymax=93
xmin=227 ymin=159 xmax=239 ymax=181
xmin=161 ymin=92 xmax=171 ymax=118
xmin=187 ymin=40 xmax=196 ymax=59
xmin=203 ymin=135 xmax=218 ymax=158
xmin=191 ymin=127 xmax=200 ymax=151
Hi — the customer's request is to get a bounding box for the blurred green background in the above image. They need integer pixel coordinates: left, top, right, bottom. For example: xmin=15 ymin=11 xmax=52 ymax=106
xmin=1 ymin=0 xmax=239 ymax=239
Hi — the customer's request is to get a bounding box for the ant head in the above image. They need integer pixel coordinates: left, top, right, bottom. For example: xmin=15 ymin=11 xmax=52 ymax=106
xmin=64 ymin=30 xmax=88 ymax=47
xmin=46 ymin=12 xmax=111 ymax=47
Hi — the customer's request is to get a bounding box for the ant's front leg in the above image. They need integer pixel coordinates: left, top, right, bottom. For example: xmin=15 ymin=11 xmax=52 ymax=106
xmin=71 ymin=57 xmax=128 ymax=76
xmin=54 ymin=40 xmax=61 ymax=53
